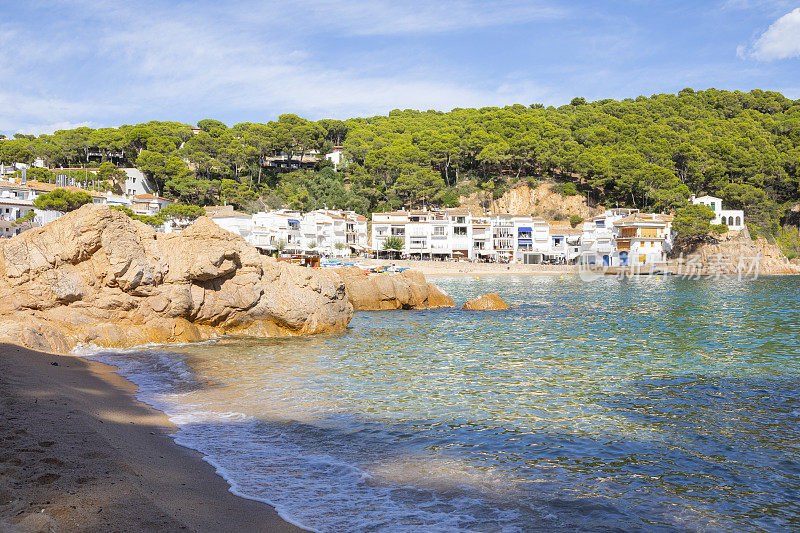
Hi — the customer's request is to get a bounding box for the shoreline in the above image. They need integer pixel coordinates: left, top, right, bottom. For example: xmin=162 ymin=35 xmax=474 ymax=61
xmin=361 ymin=259 xmax=575 ymax=276
xmin=0 ymin=343 xmax=305 ymax=533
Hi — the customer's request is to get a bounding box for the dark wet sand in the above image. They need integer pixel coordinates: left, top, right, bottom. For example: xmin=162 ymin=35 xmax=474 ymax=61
xmin=0 ymin=343 xmax=306 ymax=532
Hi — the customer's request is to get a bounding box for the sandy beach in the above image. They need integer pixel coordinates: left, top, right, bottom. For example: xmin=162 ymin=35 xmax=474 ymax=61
xmin=0 ymin=343 xmax=304 ymax=533
xmin=360 ymin=259 xmax=575 ymax=276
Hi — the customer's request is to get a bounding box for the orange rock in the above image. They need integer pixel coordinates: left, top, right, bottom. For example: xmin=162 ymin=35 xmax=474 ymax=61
xmin=334 ymin=266 xmax=454 ymax=310
xmin=0 ymin=205 xmax=353 ymax=353
xmin=462 ymin=293 xmax=510 ymax=311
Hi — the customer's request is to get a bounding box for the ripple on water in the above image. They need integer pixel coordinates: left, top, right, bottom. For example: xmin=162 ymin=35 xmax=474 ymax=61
xmin=85 ymin=276 xmax=800 ymax=532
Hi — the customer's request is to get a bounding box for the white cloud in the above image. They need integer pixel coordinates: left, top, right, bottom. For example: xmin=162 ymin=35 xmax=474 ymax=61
xmin=746 ymin=8 xmax=800 ymax=60
xmin=0 ymin=0 xmax=564 ymax=134
xmin=0 ymin=91 xmax=118 ymax=134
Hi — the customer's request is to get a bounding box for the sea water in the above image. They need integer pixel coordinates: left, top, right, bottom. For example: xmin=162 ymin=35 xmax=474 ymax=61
xmin=84 ymin=275 xmax=800 ymax=532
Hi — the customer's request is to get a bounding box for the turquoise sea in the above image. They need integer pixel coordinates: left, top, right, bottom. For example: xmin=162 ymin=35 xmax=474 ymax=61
xmin=86 ymin=275 xmax=800 ymax=532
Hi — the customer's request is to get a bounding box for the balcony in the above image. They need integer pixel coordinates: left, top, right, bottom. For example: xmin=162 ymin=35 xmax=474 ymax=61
xmin=597 ymin=243 xmax=613 ymax=254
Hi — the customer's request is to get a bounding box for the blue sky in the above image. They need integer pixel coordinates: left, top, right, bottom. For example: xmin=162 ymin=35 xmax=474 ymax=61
xmin=1 ymin=0 xmax=799 ymax=135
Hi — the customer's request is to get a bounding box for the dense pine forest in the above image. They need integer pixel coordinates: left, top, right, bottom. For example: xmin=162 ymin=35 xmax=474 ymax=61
xmin=2 ymin=88 xmax=800 ymax=245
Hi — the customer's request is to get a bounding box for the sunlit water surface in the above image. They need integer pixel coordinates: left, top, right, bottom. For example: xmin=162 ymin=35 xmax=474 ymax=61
xmin=86 ymin=275 xmax=800 ymax=532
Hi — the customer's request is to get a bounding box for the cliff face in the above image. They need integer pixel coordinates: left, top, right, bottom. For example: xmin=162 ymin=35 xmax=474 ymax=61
xmin=459 ymin=182 xmax=590 ymax=218
xmin=0 ymin=205 xmax=353 ymax=354
xmin=335 ymin=266 xmax=455 ymax=310
xmin=673 ymin=228 xmax=799 ymax=276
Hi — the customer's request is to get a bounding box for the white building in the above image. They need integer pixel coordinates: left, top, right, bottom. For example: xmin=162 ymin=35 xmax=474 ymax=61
xmin=324 ymin=146 xmax=346 ymax=171
xmin=372 ymin=210 xmax=411 ymax=256
xmin=548 ymin=224 xmax=582 ymax=264
xmin=611 ymin=212 xmax=674 ymax=267
xmin=580 ymin=209 xmax=638 ymax=266
xmin=371 ymin=208 xmax=573 ymax=263
xmin=515 ymin=217 xmax=550 ymax=264
xmin=343 ymin=211 xmax=369 ymax=255
xmin=691 ymin=195 xmax=745 ymax=230
xmin=205 ymin=206 xmax=253 ymax=240
xmin=123 ymin=168 xmax=155 ymax=197
xmin=251 ymin=210 xmax=303 ymax=251
xmin=242 ymin=208 xmax=369 ymax=256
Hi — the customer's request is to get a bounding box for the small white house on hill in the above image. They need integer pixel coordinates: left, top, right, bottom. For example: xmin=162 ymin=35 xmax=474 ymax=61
xmin=691 ymin=195 xmax=745 ymax=230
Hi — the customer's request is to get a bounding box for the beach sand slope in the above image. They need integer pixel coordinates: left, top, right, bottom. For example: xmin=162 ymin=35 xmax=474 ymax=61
xmin=0 ymin=344 xmax=304 ymax=532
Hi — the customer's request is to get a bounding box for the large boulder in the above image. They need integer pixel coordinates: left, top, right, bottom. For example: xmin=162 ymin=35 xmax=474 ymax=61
xmin=0 ymin=205 xmax=353 ymax=353
xmin=462 ymin=293 xmax=510 ymax=311
xmin=334 ymin=266 xmax=454 ymax=310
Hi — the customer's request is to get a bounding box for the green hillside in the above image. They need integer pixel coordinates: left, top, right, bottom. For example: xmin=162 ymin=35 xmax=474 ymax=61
xmin=2 ymin=89 xmax=800 ymax=243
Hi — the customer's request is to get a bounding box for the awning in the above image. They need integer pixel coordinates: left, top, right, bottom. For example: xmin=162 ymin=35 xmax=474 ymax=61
xmin=518 ymin=239 xmax=532 ymax=244
xmin=518 ymin=227 xmax=532 ymax=232
xmin=288 ymin=218 xmax=299 ymax=224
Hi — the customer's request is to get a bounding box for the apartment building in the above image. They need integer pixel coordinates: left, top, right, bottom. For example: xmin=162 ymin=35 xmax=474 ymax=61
xmin=251 ymin=210 xmax=303 ymax=251
xmin=371 ymin=208 xmax=569 ymax=263
xmin=580 ymin=208 xmax=639 ymax=266
xmin=208 ymin=207 xmax=368 ymax=256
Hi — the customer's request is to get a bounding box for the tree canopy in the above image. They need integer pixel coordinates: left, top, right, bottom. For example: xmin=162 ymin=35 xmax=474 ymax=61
xmin=33 ymin=189 xmax=94 ymax=212
xmin=1 ymin=89 xmax=799 ymax=238
xmin=674 ymin=204 xmax=716 ymax=242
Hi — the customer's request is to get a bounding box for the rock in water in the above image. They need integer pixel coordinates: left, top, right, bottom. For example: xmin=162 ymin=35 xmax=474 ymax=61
xmin=334 ymin=266 xmax=454 ymax=310
xmin=462 ymin=293 xmax=510 ymax=311
xmin=0 ymin=205 xmax=353 ymax=353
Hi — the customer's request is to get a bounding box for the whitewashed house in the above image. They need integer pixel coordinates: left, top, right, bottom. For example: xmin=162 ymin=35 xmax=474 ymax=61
xmin=207 ymin=206 xmax=253 ymax=240
xmin=251 ymin=210 xmax=302 ymax=251
xmin=691 ymin=195 xmax=745 ymax=230
xmin=343 ymin=211 xmax=369 ymax=254
xmin=580 ymin=209 xmax=638 ymax=266
xmin=491 ymin=216 xmax=515 ymax=262
xmin=123 ymin=168 xmax=155 ymax=197
xmin=611 ymin=212 xmax=674 ymax=267
xmin=372 ymin=210 xmax=410 ymax=256
xmin=324 ymin=146 xmax=346 ymax=171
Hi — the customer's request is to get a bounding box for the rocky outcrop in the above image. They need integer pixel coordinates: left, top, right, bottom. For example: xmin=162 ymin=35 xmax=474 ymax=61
xmin=462 ymin=293 xmax=511 ymax=311
xmin=0 ymin=205 xmax=353 ymax=354
xmin=334 ymin=266 xmax=454 ymax=310
xmin=673 ymin=227 xmax=799 ymax=276
xmin=459 ymin=181 xmax=591 ymax=219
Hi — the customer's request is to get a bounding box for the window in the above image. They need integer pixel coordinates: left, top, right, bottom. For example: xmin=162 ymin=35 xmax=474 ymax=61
xmin=454 ymin=226 xmax=467 ymax=235
xmin=454 ymin=216 xmax=466 ymax=224
xmin=433 ymin=226 xmax=446 ymax=236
